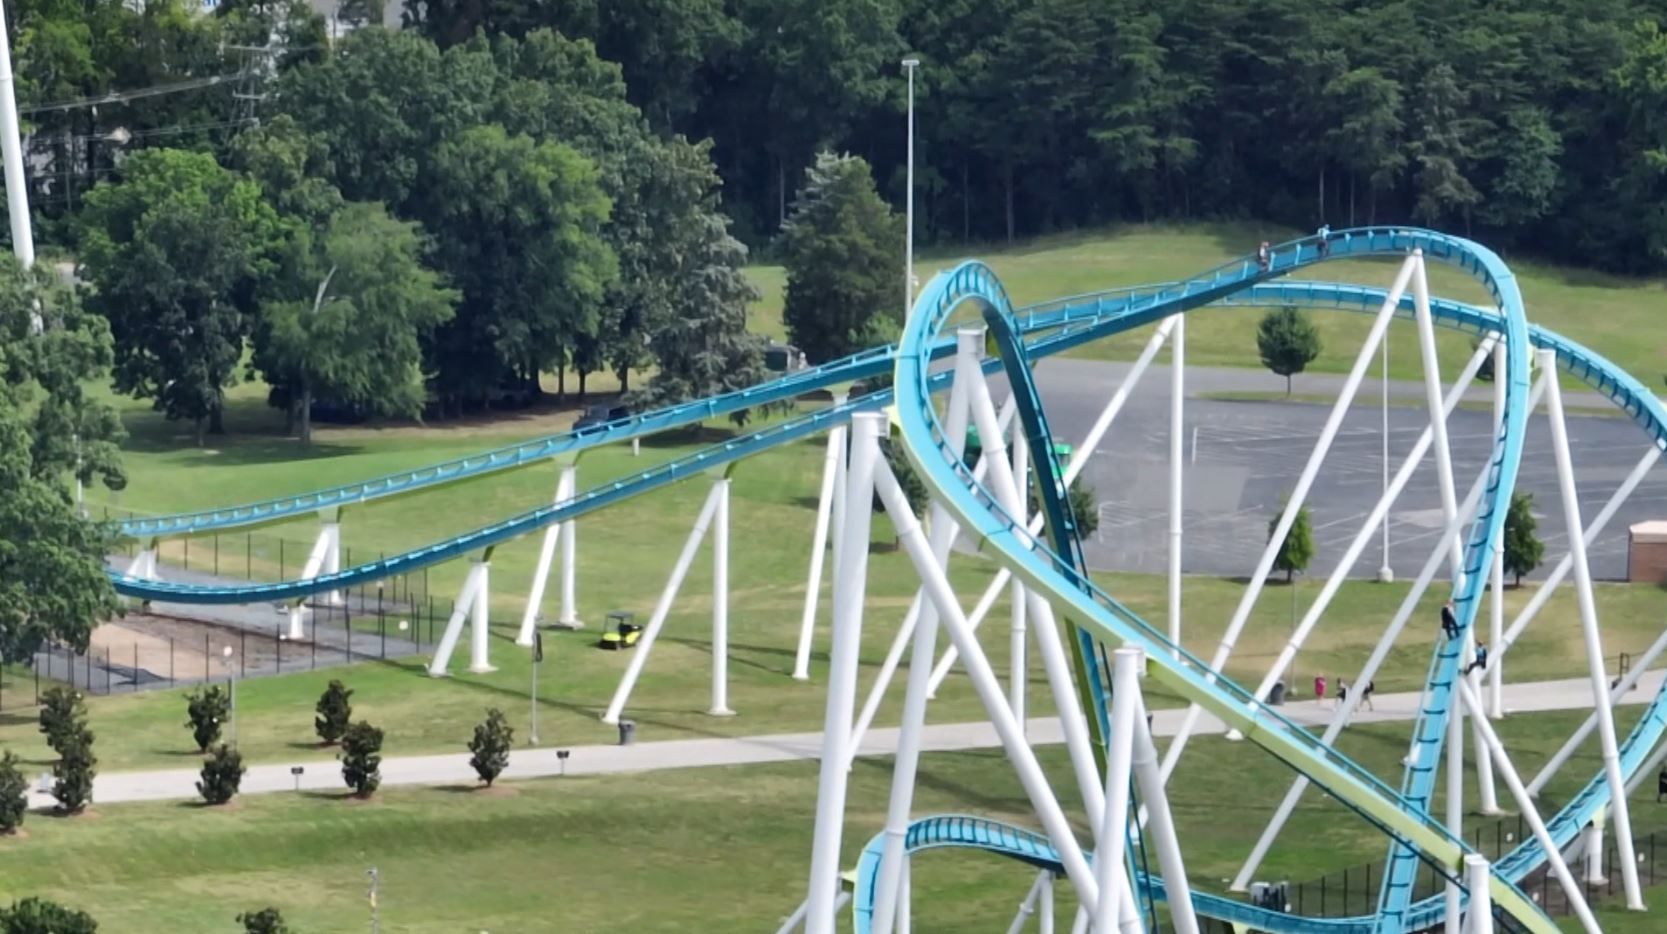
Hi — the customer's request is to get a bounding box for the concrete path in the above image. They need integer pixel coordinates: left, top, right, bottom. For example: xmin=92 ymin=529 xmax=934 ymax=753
xmin=30 ymin=669 xmax=1661 ymax=809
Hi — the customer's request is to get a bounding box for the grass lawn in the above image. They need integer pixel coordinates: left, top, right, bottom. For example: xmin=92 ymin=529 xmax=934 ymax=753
xmin=0 ymin=706 xmax=1658 ymax=931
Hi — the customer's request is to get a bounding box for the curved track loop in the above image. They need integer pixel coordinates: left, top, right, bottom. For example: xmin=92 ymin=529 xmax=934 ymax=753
xmin=890 ymin=229 xmax=1572 ymax=933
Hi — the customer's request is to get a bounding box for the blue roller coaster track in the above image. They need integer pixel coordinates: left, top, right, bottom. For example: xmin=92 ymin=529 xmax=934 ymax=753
xmin=109 ymin=228 xmax=1667 ymax=933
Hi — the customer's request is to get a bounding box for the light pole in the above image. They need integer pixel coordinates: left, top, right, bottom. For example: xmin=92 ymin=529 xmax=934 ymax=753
xmin=902 ymin=57 xmax=920 ymax=320
xmin=530 ymin=630 xmax=543 ymax=746
xmin=221 ymin=645 xmax=237 ymax=746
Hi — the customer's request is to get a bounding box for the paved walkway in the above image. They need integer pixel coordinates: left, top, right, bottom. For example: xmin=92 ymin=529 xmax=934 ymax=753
xmin=29 ymin=669 xmax=1661 ymax=809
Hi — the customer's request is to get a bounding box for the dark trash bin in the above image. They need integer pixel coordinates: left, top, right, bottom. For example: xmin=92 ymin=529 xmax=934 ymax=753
xmin=1266 ymin=682 xmax=1287 ymax=706
xmin=618 ymin=720 xmax=636 ymax=746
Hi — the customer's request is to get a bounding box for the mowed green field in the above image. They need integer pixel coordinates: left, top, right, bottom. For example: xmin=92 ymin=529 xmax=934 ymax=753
xmin=0 ymin=707 xmax=1663 ymax=931
xmin=10 ymin=222 xmax=1665 ymax=929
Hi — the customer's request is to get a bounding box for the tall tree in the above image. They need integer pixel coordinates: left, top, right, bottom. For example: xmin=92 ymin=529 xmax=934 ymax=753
xmin=78 ymin=149 xmax=282 ymax=442
xmin=0 ymin=258 xmax=122 ymax=662
xmin=1270 ymin=504 xmax=1314 ymax=583
xmin=256 ymin=202 xmax=457 ymax=443
xmin=426 ymin=125 xmax=615 ymax=411
xmin=781 ymin=152 xmax=904 ymax=363
xmin=1502 ymin=491 xmax=1544 ymax=586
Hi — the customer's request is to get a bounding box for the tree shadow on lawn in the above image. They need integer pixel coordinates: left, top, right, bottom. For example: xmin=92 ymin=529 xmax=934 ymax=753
xmin=669 ymin=636 xmax=807 ymax=679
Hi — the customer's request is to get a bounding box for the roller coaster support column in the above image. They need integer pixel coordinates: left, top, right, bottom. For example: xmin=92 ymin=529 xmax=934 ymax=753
xmin=1457 ymin=676 xmax=1601 ymax=933
xmin=868 ymin=332 xmax=978 ymax=934
xmin=557 ymin=462 xmax=582 ymax=629
xmin=848 ymin=332 xmax=978 ymax=756
xmin=289 ymin=509 xmax=343 ymax=638
xmin=871 ymin=445 xmax=1101 ymax=919
xmin=1168 ymin=313 xmax=1184 ymax=656
xmin=1006 ymin=872 xmax=1049 ymax=934
xmin=710 ymin=470 xmax=734 ymax=717
xmin=1445 ymin=649 xmax=1465 ymax=934
xmin=1132 ymin=689 xmax=1199 ymax=934
xmin=1527 ymin=624 xmax=1667 ymax=797
xmin=1464 ymin=855 xmax=1494 ymax=934
xmin=1009 ymin=423 xmax=1029 ymax=726
xmin=1582 ymin=818 xmax=1607 ymax=885
xmin=805 ymin=413 xmax=881 ymax=934
xmin=794 ymin=390 xmax=850 ymax=681
xmin=1039 ymin=876 xmax=1054 ymax=933
xmin=925 ymin=317 xmax=1176 ymax=697
xmin=427 ymin=549 xmax=494 ymax=676
xmin=1232 ymin=337 xmax=1495 ymax=729
xmin=1489 ymin=339 xmax=1507 ymax=718
xmin=517 ymin=456 xmax=578 ymax=645
xmin=1412 ymin=251 xmax=1465 ymax=576
xmin=1165 ymin=253 xmax=1414 ymax=780
xmin=601 ymin=477 xmax=728 ymax=725
xmin=1542 ymin=346 xmax=1644 ymax=910
xmin=0 ymin=0 xmax=34 ymax=272
xmin=1491 ymin=445 xmax=1662 ymax=682
xmin=1232 ymin=423 xmax=1507 ymax=891
xmin=1468 ymin=659 xmax=1501 ymax=814
xmin=1092 ymin=649 xmax=1139 ymax=934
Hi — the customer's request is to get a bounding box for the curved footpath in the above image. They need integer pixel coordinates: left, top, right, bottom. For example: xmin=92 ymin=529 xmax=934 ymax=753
xmin=31 ymin=670 xmax=1661 ymax=809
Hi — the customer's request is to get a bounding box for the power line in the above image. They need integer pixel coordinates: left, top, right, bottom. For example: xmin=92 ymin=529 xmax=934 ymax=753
xmin=21 ymin=74 xmax=240 ymax=117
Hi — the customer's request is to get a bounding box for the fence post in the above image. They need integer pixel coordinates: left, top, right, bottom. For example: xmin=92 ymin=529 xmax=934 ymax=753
xmin=276 ymin=624 xmax=282 ymax=673
xmin=170 ymin=637 xmax=175 ymax=686
xmin=246 ymin=534 xmax=252 ymax=579
xmin=133 ymin=644 xmax=138 ymax=693
xmin=280 ymin=539 xmax=285 ymax=578
xmin=1320 ymin=875 xmax=1326 ymax=916
xmin=213 ymin=534 xmax=219 ymax=576
xmin=346 ymin=601 xmax=353 ymax=664
xmin=312 ymin=618 xmax=318 ymax=670
xmin=105 ymin=649 xmax=111 ymax=694
xmin=204 ymin=633 xmax=210 ymax=682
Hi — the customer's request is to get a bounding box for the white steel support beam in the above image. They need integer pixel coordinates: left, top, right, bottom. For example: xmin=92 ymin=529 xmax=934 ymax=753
xmin=1468 ymin=663 xmax=1501 ymax=814
xmin=288 ymin=516 xmax=343 ymax=638
xmin=710 ymin=476 xmax=733 ymax=717
xmin=601 ymin=481 xmax=726 ymax=725
xmin=794 ymin=391 xmax=850 ymax=680
xmin=427 ymin=554 xmax=492 ymax=676
xmin=1233 ymin=337 xmax=1496 ymax=721
xmin=805 ymin=413 xmax=882 ymax=934
xmin=872 ymin=455 xmax=1102 ymax=918
xmin=1412 ymin=252 xmax=1465 ymax=577
xmin=1542 ymin=347 xmax=1644 ymax=910
xmin=1131 ymin=690 xmax=1199 ymax=934
xmin=1491 ymin=446 xmax=1663 ymax=676
xmin=1011 ymin=424 xmax=1030 ymax=726
xmin=518 ymin=462 xmax=576 ymax=645
xmin=1528 ymin=625 xmax=1667 ymax=796
xmin=1007 ymin=872 xmax=1049 ymax=934
xmin=1093 ymin=649 xmax=1141 ymax=934
xmin=1464 ymin=855 xmax=1494 ymax=934
xmin=0 ymin=0 xmax=33 ymax=271
xmin=1457 ymin=677 xmax=1601 ymax=934
xmin=925 ymin=317 xmax=1177 ymax=695
xmin=1169 ymin=314 xmax=1185 ymax=654
xmin=557 ymin=464 xmax=582 ymax=628
xmin=1039 ymin=877 xmax=1054 ymax=934
xmin=1164 ymin=254 xmax=1416 ymax=781
xmin=1583 ymin=820 xmax=1607 ymax=886
xmin=868 ymin=331 xmax=979 ymax=934
xmin=1445 ymin=657 xmax=1465 ymax=934
xmin=848 ymin=333 xmax=985 ymax=755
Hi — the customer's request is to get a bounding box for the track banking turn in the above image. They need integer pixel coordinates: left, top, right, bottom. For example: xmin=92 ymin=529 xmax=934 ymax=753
xmin=111 ymin=229 xmax=1667 ymax=933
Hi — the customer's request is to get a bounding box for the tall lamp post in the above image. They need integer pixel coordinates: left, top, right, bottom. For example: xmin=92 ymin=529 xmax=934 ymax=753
xmin=902 ymin=58 xmax=920 ymax=317
xmin=221 ymin=645 xmax=237 ymax=746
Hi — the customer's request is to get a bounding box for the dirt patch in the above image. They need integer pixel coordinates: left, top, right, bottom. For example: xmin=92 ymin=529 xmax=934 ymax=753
xmin=90 ymin=617 xmax=212 ymax=681
xmin=475 ymin=783 xmax=519 ymax=798
xmin=0 ymin=828 xmax=29 ymax=841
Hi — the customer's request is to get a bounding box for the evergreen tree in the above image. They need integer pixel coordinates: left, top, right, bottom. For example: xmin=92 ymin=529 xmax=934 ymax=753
xmin=314 ymin=680 xmax=353 ymax=746
xmin=1270 ymin=505 xmax=1315 ymax=583
xmin=1503 ymin=492 xmax=1545 ymax=586
xmin=0 ymin=898 xmax=97 ymax=934
xmin=37 ymin=688 xmax=86 ymax=758
xmin=467 ymin=708 xmax=513 ymax=787
xmin=875 ymin=438 xmax=929 ymax=518
xmin=197 ymin=745 xmax=245 ymax=806
xmin=51 ymin=729 xmax=95 ymax=814
xmin=237 ymin=908 xmax=291 ymax=934
xmin=0 ymin=751 xmax=26 ymax=834
xmin=1028 ymin=477 xmax=1101 ymax=538
xmin=1256 ymin=306 xmax=1322 ymax=395
xmin=186 ymin=686 xmax=232 ymax=753
xmin=339 ymin=722 xmax=384 ymax=797
xmin=781 ymin=152 xmax=905 ymax=363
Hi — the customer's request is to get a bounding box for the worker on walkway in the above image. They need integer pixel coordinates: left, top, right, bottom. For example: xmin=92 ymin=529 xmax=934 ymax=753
xmin=1257 ymin=241 xmax=1271 ymax=271
xmin=1360 ymin=680 xmax=1375 ymax=711
xmin=1316 ymin=224 xmax=1331 ymax=257
xmin=1464 ymin=642 xmax=1489 ymax=675
xmin=1440 ymin=599 xmax=1460 ymax=641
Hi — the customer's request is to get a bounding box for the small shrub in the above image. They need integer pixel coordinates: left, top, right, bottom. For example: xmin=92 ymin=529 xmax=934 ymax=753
xmin=468 ymin=709 xmax=513 ymax=787
xmin=0 ymin=751 xmax=26 ymax=834
xmin=237 ymin=906 xmax=290 ymax=934
xmin=314 ymin=680 xmax=353 ymax=746
xmin=0 ymin=897 xmax=97 ymax=933
xmin=186 ymin=685 xmax=231 ymax=752
xmin=339 ymin=721 xmax=383 ymax=797
xmin=37 ymin=689 xmax=86 ymax=758
xmin=197 ymin=745 xmax=245 ymax=806
xmin=51 ymin=730 xmax=96 ymax=814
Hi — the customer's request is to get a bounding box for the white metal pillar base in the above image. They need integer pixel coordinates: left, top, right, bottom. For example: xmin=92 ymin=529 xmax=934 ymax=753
xmin=468 ymin=558 xmax=495 ymax=673
xmin=518 ymin=463 xmax=577 ymax=645
xmin=555 ymin=464 xmax=583 ymax=629
xmin=709 ymin=476 xmax=734 ymax=717
xmin=793 ymin=396 xmax=849 ymax=681
xmin=1464 ymin=855 xmax=1494 ymax=934
xmin=1582 ymin=822 xmax=1607 ymax=885
xmin=428 ymin=557 xmax=493 ymax=676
